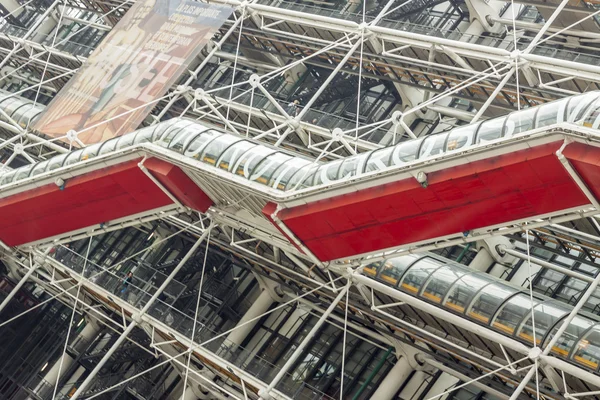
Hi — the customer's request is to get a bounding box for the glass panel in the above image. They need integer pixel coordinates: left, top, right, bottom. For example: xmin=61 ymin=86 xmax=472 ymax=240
xmin=421 ymin=265 xmax=468 ymax=304
xmin=517 ymin=301 xmax=569 ymax=345
xmin=444 ymin=273 xmax=494 ymax=315
xmin=169 ymin=128 xmax=206 ymax=153
xmin=217 ymin=140 xmax=255 ymax=171
xmin=29 ymin=160 xmax=50 ymax=177
xmin=313 ymin=160 xmax=343 ymax=186
xmin=363 ymin=261 xmax=382 ymax=277
xmin=535 ymin=98 xmax=569 ymax=128
xmin=390 ymin=139 xmax=422 ymax=166
xmin=446 ymin=124 xmax=478 ymax=152
xmin=0 ymin=171 xmax=16 ymax=186
xmin=155 ymin=120 xmax=194 ymax=147
xmin=476 ymin=117 xmax=506 ymax=143
xmin=232 ymin=147 xmax=276 ymax=179
xmin=377 ymin=255 xmax=420 ymax=286
xmin=80 ymin=143 xmax=102 ymax=161
xmin=63 ymin=149 xmax=85 ymax=166
xmin=283 ymin=164 xmax=318 ymax=191
xmin=364 ymin=147 xmax=394 ymax=173
xmin=545 ymin=316 xmax=593 ymax=358
xmin=115 ymin=133 xmax=136 ymax=150
xmin=269 ymin=158 xmax=311 ymax=190
xmin=337 ymin=153 xmax=368 ymax=180
xmin=200 ymin=134 xmax=241 ymax=166
xmin=399 ymin=257 xmax=443 ymax=294
xmin=585 ymin=102 xmax=600 ymax=129
xmin=492 ymin=294 xmax=538 ymax=336
xmin=251 ymin=153 xmax=292 ymax=185
xmin=47 ymin=154 xmax=69 ymax=171
xmin=573 ymin=324 xmax=600 ymax=371
xmin=419 ymin=133 xmax=447 ymax=158
xmin=505 ymin=108 xmax=537 ymax=136
xmin=13 ymin=164 xmax=35 ymax=181
xmin=185 ymin=130 xmax=222 ymax=159
xmin=567 ymin=92 xmax=600 ymax=123
xmin=97 ymin=138 xmax=119 ymax=156
xmin=468 ymin=282 xmax=516 ymax=325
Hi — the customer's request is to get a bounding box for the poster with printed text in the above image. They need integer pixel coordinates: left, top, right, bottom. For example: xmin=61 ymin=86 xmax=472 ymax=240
xmin=33 ymin=0 xmax=233 ymax=144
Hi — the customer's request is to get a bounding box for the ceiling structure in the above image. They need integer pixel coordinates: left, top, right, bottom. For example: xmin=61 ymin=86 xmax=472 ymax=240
xmin=2 ymin=1 xmax=600 ymax=400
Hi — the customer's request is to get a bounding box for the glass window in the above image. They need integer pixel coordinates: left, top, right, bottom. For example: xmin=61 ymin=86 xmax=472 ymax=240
xmin=217 ymin=140 xmax=255 ymax=171
xmin=47 ymin=154 xmax=69 ymax=172
xmin=421 ymin=265 xmax=468 ymax=304
xmin=232 ymin=147 xmax=276 ymax=179
xmin=505 ymin=108 xmax=537 ymax=136
xmin=573 ymin=324 xmax=600 ymax=371
xmin=184 ymin=130 xmax=222 ymax=159
xmin=97 ymin=138 xmax=119 ymax=156
xmin=517 ymin=301 xmax=569 ymax=345
xmin=166 ymin=129 xmax=193 ymax=153
xmin=155 ymin=120 xmax=193 ymax=147
xmin=468 ymin=282 xmax=516 ymax=324
xmin=313 ymin=160 xmax=343 ymax=186
xmin=63 ymin=149 xmax=85 ymax=167
xmin=115 ymin=134 xmax=136 ymax=150
xmin=378 ymin=255 xmax=420 ymax=286
xmin=390 ymin=139 xmax=422 ymax=167
xmin=584 ymin=102 xmax=600 ymax=129
xmin=251 ymin=153 xmax=292 ymax=185
xmin=13 ymin=164 xmax=35 ymax=182
xmin=202 ymin=135 xmax=244 ymax=166
xmin=476 ymin=117 xmax=506 ymax=143
xmin=285 ymin=164 xmax=319 ymax=191
xmin=364 ymin=147 xmax=394 ymax=173
xmin=29 ymin=160 xmax=50 ymax=177
xmin=399 ymin=257 xmax=443 ymax=294
xmin=80 ymin=143 xmax=102 ymax=161
xmin=419 ymin=133 xmax=447 ymax=159
xmin=0 ymin=171 xmax=16 ymax=186
xmin=567 ymin=92 xmax=600 ymax=123
xmin=337 ymin=153 xmax=368 ymax=180
xmin=269 ymin=158 xmax=312 ymax=190
xmin=536 ymin=98 xmax=569 ymax=128
xmin=446 ymin=124 xmax=478 ymax=152
xmin=545 ymin=316 xmax=593 ymax=358
xmin=444 ymin=273 xmax=494 ymax=314
xmin=363 ymin=261 xmax=382 ymax=277
xmin=492 ymin=294 xmax=538 ymax=336
xmin=133 ymin=126 xmax=157 ymax=145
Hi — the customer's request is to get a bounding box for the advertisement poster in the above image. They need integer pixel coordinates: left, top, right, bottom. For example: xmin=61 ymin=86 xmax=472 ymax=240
xmin=33 ymin=0 xmax=233 ymax=144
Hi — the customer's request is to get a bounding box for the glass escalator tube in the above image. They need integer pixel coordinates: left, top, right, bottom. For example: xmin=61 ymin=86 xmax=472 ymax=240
xmin=2 ymin=92 xmax=599 ymax=192
xmin=360 ymin=253 xmax=600 ymax=372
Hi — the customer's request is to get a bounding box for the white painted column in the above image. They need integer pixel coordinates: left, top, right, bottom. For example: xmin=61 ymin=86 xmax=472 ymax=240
xmin=469 ymin=247 xmax=494 ymax=272
xmin=182 ymin=386 xmax=199 ymax=400
xmin=1 ymin=0 xmax=24 ymax=18
xmin=424 ymin=372 xmax=460 ymax=400
xmin=36 ymin=320 xmax=101 ymax=392
xmin=225 ymin=288 xmax=276 ymax=349
xmin=370 ymin=357 xmax=415 ymax=400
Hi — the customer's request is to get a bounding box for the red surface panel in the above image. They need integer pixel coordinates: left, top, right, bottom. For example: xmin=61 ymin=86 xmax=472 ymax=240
xmin=0 ymin=160 xmax=173 ymax=246
xmin=273 ymin=142 xmax=591 ymax=261
xmin=144 ymin=158 xmax=213 ymax=212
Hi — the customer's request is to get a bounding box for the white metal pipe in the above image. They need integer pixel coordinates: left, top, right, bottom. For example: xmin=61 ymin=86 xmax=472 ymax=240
xmin=422 ymin=357 xmax=510 ymax=400
xmin=69 ymin=225 xmax=214 ymax=400
xmin=0 ymin=264 xmax=38 ymax=313
xmin=259 ymin=284 xmax=350 ymax=399
xmin=557 ymin=145 xmax=600 ymax=209
xmin=499 ymin=246 xmax=593 ymax=283
xmin=471 ymin=67 xmax=515 ymax=123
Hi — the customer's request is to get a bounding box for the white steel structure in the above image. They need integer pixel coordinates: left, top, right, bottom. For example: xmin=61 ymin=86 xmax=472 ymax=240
xmin=2 ymin=0 xmax=600 ymax=400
